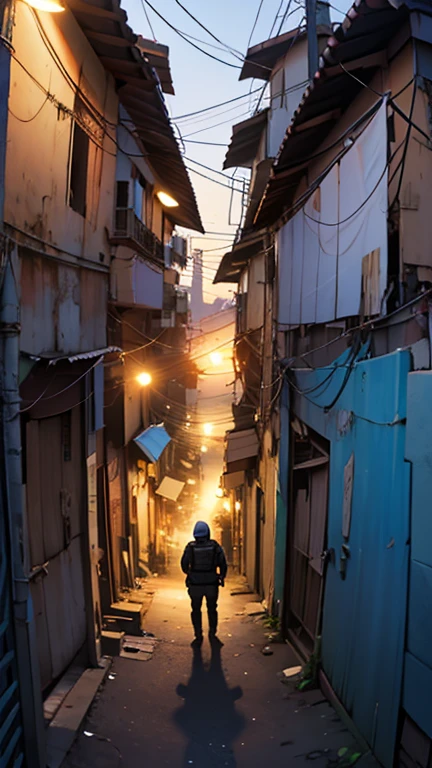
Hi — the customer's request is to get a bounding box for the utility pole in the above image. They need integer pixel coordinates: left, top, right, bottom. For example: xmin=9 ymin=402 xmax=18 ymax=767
xmin=306 ymin=0 xmax=318 ymax=81
xmin=0 ymin=3 xmax=45 ymax=766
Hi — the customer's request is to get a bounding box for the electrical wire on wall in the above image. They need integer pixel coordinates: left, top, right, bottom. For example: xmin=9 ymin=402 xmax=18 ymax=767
xmin=141 ymin=0 xmax=242 ymax=69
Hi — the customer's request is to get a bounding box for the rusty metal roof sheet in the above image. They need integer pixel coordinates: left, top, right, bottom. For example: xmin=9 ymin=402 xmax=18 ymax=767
xmin=240 ymin=25 xmax=332 ymax=81
xmin=253 ymin=0 xmax=427 ymax=229
xmin=213 ymin=231 xmax=266 ymax=284
xmin=68 ymin=0 xmax=203 ymax=233
xmin=28 ymin=346 xmax=122 ymax=363
xmin=136 ymin=37 xmax=175 ymax=96
xmin=223 ymin=109 xmax=269 ymax=170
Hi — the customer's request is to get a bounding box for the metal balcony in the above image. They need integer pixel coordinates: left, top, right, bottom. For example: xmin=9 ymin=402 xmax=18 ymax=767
xmin=112 ymin=208 xmax=164 ymax=264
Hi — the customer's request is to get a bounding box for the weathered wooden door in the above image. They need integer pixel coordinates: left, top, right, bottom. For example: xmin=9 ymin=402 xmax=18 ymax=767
xmin=287 ymin=434 xmax=329 ymax=656
xmin=26 ymin=407 xmax=87 ymax=691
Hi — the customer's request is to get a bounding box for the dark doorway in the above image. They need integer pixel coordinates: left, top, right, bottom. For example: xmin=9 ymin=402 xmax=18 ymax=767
xmin=285 ymin=425 xmax=330 ymax=657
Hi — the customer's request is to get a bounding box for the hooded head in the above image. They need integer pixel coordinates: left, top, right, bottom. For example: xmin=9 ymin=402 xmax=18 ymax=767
xmin=193 ymin=521 xmax=210 ymax=540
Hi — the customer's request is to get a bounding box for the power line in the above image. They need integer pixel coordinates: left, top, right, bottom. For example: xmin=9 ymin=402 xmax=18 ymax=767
xmin=328 ymin=2 xmax=346 ymax=16
xmin=175 ymin=29 xmax=245 ymax=59
xmin=173 ymin=0 xmax=244 ymax=60
xmin=184 ymin=139 xmax=229 ymax=146
xmin=276 ymin=0 xmax=295 ymax=36
xmin=190 ymin=236 xmax=234 ymax=241
xmin=247 ymin=0 xmax=265 ymax=49
xmin=141 ymin=0 xmax=242 ymax=69
xmin=10 ymin=45 xmax=172 ymax=165
xmin=197 ymin=245 xmax=233 ymax=253
xmin=185 ymin=155 xmax=247 ymax=181
xmin=303 ymin=154 xmax=391 ymax=228
xmin=172 ymin=87 xmax=263 ymax=120
xmin=194 ymin=230 xmax=238 ymax=236
xmin=185 ymin=164 xmax=246 ymax=191
xmin=8 ymin=94 xmax=49 ymax=123
xmin=108 ymin=312 xmax=181 ymax=351
xmin=182 ymin=109 xmax=252 ymax=137
xmin=176 ymin=101 xmax=251 ymax=128
xmin=140 ymin=0 xmax=157 ymax=39
xmin=269 ymin=0 xmax=285 ymax=37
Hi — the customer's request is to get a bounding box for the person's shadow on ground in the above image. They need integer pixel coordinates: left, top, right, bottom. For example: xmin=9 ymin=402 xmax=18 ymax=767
xmin=173 ymin=643 xmax=246 ymax=767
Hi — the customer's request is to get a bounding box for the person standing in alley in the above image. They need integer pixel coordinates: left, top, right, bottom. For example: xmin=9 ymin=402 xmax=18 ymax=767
xmin=181 ymin=521 xmax=227 ymax=648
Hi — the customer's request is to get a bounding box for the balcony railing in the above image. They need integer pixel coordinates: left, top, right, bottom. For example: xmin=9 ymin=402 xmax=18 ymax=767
xmin=113 ymin=208 xmax=164 ymax=264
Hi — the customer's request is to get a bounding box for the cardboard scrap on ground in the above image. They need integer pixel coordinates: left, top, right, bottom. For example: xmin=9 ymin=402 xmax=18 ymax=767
xmin=120 ymin=635 xmax=157 ymax=662
xmin=283 ymin=666 xmax=303 ymax=678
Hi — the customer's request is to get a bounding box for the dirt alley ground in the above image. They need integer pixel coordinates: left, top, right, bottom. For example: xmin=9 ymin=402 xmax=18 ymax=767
xmin=63 ymin=571 xmax=371 ymax=768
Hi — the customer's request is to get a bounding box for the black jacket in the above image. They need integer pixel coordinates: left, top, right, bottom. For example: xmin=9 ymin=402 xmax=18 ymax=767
xmin=181 ymin=538 xmax=228 ymax=586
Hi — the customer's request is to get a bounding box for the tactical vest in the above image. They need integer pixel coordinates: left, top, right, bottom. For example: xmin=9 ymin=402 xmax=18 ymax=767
xmin=190 ymin=540 xmax=217 ymax=573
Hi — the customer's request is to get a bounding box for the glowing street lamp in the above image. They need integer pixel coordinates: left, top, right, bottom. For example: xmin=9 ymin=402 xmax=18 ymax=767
xmin=136 ymin=372 xmax=152 ymax=387
xmin=209 ymin=351 xmax=223 ymax=366
xmin=215 ymin=486 xmax=223 ymax=498
xmin=24 ymin=0 xmax=65 ymax=10
xmin=203 ymin=422 xmax=213 ymax=436
xmin=200 ymin=445 xmax=208 ymax=453
xmin=157 ymin=191 xmax=179 ymax=208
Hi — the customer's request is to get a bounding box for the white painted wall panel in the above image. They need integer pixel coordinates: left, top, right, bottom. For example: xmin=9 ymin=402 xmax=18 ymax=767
xmin=277 ymin=218 xmax=293 ymax=326
xmin=338 ymin=104 xmax=388 ymax=318
xmin=301 ymin=193 xmax=320 ymax=325
xmin=277 ymin=103 xmax=388 ymax=326
xmin=289 ymin=211 xmax=304 ymax=325
xmin=267 ymin=40 xmax=309 ymax=158
xmin=316 ymin=166 xmax=338 ymax=323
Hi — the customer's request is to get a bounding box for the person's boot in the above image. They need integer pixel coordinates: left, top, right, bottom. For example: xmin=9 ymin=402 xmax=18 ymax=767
xmin=191 ymin=609 xmax=203 ymax=648
xmin=209 ymin=632 xmax=223 ymax=647
xmin=208 ymin=609 xmax=223 ymax=645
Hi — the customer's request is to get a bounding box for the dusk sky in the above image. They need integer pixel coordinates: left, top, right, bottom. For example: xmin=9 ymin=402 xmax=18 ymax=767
xmin=122 ymin=0 xmax=352 ymax=300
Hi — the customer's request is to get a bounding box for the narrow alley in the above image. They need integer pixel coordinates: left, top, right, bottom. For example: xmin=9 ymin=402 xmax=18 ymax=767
xmin=3 ymin=2 xmax=432 ymax=768
xmin=63 ymin=567 xmax=362 ymax=768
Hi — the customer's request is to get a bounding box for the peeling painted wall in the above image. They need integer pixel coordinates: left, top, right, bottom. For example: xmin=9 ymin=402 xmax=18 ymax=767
xmin=6 ymin=2 xmax=117 ymax=263
xmin=19 ymin=248 xmax=107 ymax=355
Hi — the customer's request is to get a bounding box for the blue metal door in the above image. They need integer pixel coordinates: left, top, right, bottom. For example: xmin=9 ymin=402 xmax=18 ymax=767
xmin=0 ymin=496 xmax=24 ymax=768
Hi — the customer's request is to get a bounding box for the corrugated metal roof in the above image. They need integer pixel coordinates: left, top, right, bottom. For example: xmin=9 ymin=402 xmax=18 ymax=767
xmin=68 ymin=0 xmax=203 ymax=233
xmin=213 ymin=231 xmax=266 ymax=284
xmin=136 ymin=37 xmax=174 ymax=96
xmin=223 ymin=110 xmax=269 ymax=170
xmin=254 ymin=0 xmax=430 ymax=229
xmin=31 ymin=346 xmax=122 ymax=363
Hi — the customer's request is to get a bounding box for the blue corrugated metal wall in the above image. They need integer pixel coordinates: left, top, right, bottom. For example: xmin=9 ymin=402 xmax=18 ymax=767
xmin=291 ymin=349 xmax=411 ymax=768
xmin=403 ymin=371 xmax=432 ymax=739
